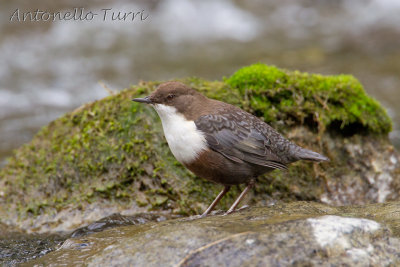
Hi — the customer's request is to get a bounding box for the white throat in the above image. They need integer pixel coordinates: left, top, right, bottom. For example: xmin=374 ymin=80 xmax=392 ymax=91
xmin=153 ymin=104 xmax=207 ymax=164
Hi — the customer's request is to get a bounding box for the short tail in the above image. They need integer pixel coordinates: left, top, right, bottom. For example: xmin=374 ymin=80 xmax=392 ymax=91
xmin=296 ymin=147 xmax=329 ymax=162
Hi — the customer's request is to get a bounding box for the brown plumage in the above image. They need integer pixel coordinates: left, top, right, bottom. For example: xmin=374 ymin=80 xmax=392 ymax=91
xmin=132 ymin=81 xmax=329 ymax=216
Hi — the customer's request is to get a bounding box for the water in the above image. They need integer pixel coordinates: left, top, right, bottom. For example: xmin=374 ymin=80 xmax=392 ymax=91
xmin=0 ymin=0 xmax=400 ymax=261
xmin=0 ymin=213 xmax=174 ymax=266
xmin=0 ymin=223 xmax=65 ymax=266
xmin=0 ymin=0 xmax=399 ymax=167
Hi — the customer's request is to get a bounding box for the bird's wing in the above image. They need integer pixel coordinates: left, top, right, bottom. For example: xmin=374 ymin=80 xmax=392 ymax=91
xmin=195 ymin=113 xmax=288 ymax=170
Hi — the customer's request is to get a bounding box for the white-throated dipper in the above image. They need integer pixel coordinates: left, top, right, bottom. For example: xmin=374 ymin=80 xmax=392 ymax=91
xmin=132 ymin=81 xmax=329 ymax=217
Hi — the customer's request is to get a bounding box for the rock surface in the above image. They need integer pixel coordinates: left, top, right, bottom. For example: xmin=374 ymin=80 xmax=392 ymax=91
xmin=0 ymin=64 xmax=399 ymax=233
xmin=25 ymin=202 xmax=400 ymax=266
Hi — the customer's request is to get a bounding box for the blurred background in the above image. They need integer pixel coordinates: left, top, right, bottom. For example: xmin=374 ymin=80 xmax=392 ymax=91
xmin=0 ymin=0 xmax=399 ymax=168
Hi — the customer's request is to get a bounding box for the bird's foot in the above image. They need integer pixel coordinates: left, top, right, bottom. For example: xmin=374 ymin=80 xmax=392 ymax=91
xmin=222 ymin=205 xmax=249 ymax=216
xmin=200 ymin=209 xmax=225 ymax=218
xmin=191 ymin=214 xmax=203 ymax=220
xmin=237 ymin=205 xmax=249 ymax=211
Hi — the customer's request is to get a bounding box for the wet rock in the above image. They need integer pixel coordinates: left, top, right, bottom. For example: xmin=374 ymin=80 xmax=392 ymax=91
xmin=1 ymin=213 xmax=174 ymax=266
xmin=0 ymin=223 xmax=64 ymax=267
xmin=70 ymin=212 xmax=177 ymax=238
xmin=26 ymin=202 xmax=400 ymax=266
xmin=0 ymin=65 xmax=399 ymax=233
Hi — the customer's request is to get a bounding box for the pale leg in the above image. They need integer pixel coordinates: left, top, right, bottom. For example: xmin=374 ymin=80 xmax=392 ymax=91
xmin=226 ymin=178 xmax=255 ymax=214
xmin=201 ymin=186 xmax=231 ymax=217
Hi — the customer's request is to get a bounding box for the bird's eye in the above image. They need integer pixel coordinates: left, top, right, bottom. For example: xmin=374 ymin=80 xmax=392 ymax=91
xmin=167 ymin=94 xmax=175 ymax=100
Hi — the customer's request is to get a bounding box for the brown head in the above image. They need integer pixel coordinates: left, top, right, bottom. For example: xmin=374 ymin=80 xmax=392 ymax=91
xmin=132 ymin=81 xmax=210 ymax=120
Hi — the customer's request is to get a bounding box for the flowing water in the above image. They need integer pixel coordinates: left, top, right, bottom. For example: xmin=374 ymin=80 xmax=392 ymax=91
xmin=0 ymin=0 xmax=399 ymax=264
xmin=0 ymin=213 xmax=174 ymax=266
xmin=0 ymin=0 xmax=399 ymax=168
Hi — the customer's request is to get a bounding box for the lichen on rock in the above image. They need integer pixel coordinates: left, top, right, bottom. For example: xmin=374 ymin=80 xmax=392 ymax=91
xmin=0 ymin=64 xmax=398 ymax=233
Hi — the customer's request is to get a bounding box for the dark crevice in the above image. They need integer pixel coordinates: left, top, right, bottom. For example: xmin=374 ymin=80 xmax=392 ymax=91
xmin=327 ymin=120 xmax=369 ymax=137
xmin=303 ymin=114 xmax=319 ymax=133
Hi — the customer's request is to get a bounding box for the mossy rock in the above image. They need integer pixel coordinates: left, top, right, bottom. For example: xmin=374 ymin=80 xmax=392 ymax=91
xmin=227 ymin=63 xmax=392 ymax=135
xmin=0 ymin=64 xmax=398 ymax=232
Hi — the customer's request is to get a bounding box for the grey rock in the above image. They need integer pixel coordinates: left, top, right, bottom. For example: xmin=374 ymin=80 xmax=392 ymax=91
xmin=26 ymin=202 xmax=400 ymax=266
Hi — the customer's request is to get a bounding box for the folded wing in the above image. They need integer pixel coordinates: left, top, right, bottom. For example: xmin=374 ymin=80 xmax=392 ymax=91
xmin=195 ymin=113 xmax=288 ymax=170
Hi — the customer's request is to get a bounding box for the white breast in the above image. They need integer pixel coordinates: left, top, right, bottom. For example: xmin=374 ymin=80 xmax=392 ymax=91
xmin=153 ymin=104 xmax=207 ymax=164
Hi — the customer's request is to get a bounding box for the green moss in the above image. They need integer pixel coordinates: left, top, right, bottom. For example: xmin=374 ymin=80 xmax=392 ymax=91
xmin=227 ymin=63 xmax=392 ymax=134
xmin=0 ymin=64 xmax=394 ymax=221
xmin=0 ymin=81 xmax=227 ymax=219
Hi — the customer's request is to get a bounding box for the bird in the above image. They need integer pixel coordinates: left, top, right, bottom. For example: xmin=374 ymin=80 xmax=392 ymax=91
xmin=132 ymin=81 xmax=329 ymax=217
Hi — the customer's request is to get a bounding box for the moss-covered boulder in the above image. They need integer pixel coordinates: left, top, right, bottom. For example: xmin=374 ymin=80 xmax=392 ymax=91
xmin=228 ymin=64 xmax=392 ymax=134
xmin=0 ymin=64 xmax=399 ymax=232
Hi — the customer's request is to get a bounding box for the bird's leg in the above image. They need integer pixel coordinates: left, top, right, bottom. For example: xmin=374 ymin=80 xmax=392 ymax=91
xmin=201 ymin=185 xmax=231 ymax=217
xmin=226 ymin=178 xmax=255 ymax=215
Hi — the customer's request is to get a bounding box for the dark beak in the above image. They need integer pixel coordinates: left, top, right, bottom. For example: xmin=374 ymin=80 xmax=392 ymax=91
xmin=132 ymin=96 xmax=152 ymax=104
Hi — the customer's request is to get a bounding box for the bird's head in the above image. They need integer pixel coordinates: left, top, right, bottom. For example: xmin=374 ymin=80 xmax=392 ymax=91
xmin=132 ymin=81 xmax=205 ymax=118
